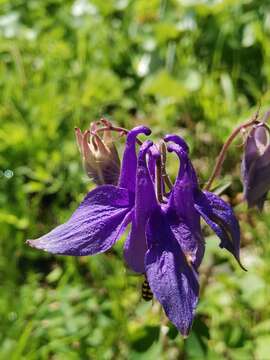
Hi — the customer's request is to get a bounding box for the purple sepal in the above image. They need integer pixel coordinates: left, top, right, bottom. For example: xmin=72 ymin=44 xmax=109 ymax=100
xmin=194 ymin=190 xmax=245 ymax=270
xmin=145 ymin=209 xmax=199 ymax=337
xmin=27 ymin=185 xmax=133 ymax=256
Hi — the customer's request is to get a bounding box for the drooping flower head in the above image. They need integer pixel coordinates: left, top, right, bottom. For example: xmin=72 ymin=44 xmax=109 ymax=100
xmin=241 ymin=117 xmax=270 ymax=210
xmin=27 ymin=123 xmax=243 ymax=336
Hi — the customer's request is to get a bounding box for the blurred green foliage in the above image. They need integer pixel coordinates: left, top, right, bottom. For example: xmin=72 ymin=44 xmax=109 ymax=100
xmin=1 ymin=0 xmax=270 ymax=358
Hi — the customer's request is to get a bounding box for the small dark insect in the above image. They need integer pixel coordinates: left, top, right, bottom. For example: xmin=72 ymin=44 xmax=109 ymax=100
xmin=141 ymin=276 xmax=153 ymax=301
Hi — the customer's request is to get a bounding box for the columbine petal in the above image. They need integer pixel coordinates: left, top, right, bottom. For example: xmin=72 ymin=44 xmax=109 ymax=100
xmin=27 ymin=185 xmax=133 ymax=256
xmin=118 ymin=126 xmax=151 ymax=192
xmin=164 ymin=134 xmax=190 ymax=153
xmin=194 ymin=190 xmax=245 ymax=270
xmin=124 ymin=140 xmax=159 ymax=273
xmin=145 ymin=209 xmax=199 ymax=336
xmin=165 ymin=140 xmax=204 ymax=267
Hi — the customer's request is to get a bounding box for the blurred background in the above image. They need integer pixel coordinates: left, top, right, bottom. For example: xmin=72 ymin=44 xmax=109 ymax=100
xmin=1 ymin=0 xmax=270 ymax=359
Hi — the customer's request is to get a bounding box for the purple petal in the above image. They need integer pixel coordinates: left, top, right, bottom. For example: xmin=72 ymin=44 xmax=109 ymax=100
xmin=194 ymin=190 xmax=245 ymax=270
xmin=166 ymin=142 xmax=204 ymax=267
xmin=27 ymin=185 xmax=133 ymax=256
xmin=148 ymin=145 xmax=159 ymax=182
xmin=118 ymin=126 xmax=151 ymax=192
xmin=145 ymin=209 xmax=199 ymax=336
xmin=124 ymin=141 xmax=159 ymax=273
xmin=164 ymin=134 xmax=189 ymax=153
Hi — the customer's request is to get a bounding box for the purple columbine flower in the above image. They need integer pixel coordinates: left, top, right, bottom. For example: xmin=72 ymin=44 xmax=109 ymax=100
xmin=27 ymin=126 xmax=243 ymax=336
xmin=241 ymin=121 xmax=270 ymax=210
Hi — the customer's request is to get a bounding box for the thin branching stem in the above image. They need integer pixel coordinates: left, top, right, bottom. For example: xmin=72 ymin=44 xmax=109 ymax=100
xmin=204 ymin=115 xmax=259 ymax=191
xmin=95 ymin=119 xmax=143 ymax=145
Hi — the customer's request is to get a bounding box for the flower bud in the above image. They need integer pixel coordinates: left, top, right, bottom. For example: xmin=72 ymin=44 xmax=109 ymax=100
xmin=75 ymin=122 xmax=120 ymax=185
xmin=241 ymin=122 xmax=270 ymax=210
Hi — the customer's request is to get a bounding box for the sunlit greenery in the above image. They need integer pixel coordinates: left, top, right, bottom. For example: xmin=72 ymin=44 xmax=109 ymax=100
xmin=1 ymin=0 xmax=270 ymax=358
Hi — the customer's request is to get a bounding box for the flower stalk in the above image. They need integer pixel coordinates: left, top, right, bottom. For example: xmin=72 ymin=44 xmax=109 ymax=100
xmin=204 ymin=113 xmax=260 ymax=191
xmin=95 ymin=118 xmax=143 ymax=145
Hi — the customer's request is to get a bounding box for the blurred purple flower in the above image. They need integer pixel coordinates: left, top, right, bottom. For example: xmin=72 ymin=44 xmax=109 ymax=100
xmin=242 ymin=122 xmax=270 ymax=210
xmin=27 ymin=127 xmax=242 ymax=336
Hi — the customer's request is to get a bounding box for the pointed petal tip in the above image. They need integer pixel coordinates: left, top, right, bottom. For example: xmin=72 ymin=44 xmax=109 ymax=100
xmin=176 ymin=321 xmax=193 ymax=338
xmin=26 ymin=238 xmax=40 ymax=247
xmin=178 ymin=322 xmax=192 ymax=338
xmin=219 ymin=243 xmax=247 ymax=271
xmin=231 ymin=249 xmax=247 ymax=271
xmin=26 ymin=239 xmax=34 ymax=247
xmin=224 ymin=247 xmax=247 ymax=271
xmin=26 ymin=239 xmax=48 ymax=252
xmin=237 ymin=258 xmax=247 ymax=272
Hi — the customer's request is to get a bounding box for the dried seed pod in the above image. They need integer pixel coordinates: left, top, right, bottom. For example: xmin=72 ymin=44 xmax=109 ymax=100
xmin=75 ymin=122 xmax=120 ymax=185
